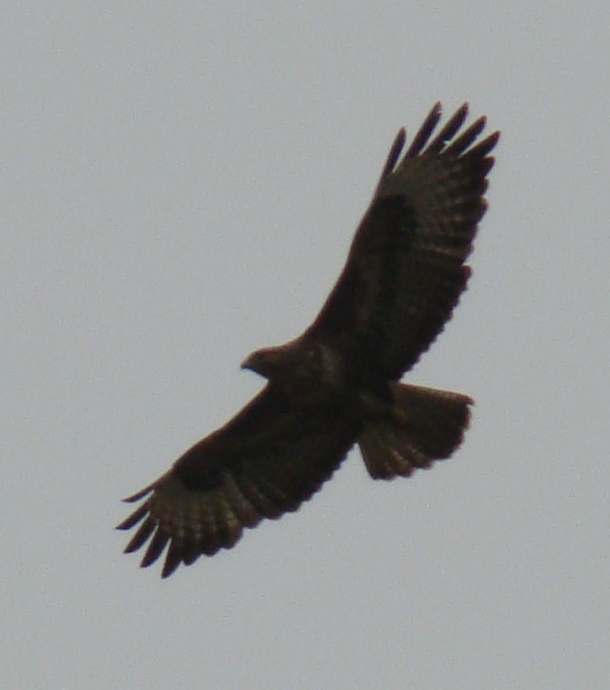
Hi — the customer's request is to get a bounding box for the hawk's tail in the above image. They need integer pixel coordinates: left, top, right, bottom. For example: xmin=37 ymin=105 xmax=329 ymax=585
xmin=358 ymin=383 xmax=472 ymax=480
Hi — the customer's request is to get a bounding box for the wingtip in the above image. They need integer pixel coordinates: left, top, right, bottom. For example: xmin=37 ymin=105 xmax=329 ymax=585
xmin=160 ymin=551 xmax=182 ymax=578
xmin=488 ymin=130 xmax=501 ymax=146
xmin=393 ymin=126 xmax=407 ymax=154
xmin=122 ymin=482 xmax=156 ymax=503
xmin=379 ymin=127 xmax=407 ymax=181
xmin=160 ymin=565 xmax=176 ymax=579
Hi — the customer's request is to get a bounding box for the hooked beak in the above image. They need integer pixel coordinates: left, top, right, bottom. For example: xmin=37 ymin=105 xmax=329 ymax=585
xmin=240 ymin=347 xmax=277 ymax=379
xmin=240 ymin=352 xmax=257 ymax=371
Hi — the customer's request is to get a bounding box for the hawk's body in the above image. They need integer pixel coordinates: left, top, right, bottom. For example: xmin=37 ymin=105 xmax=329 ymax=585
xmin=118 ymin=103 xmax=499 ymax=577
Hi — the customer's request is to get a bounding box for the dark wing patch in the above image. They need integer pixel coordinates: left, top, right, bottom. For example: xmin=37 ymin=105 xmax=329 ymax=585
xmin=307 ymin=103 xmax=499 ymax=380
xmin=118 ymin=387 xmax=359 ymax=577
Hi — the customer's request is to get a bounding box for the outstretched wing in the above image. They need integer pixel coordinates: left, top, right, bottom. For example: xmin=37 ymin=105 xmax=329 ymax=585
xmin=117 ymin=386 xmax=359 ymax=577
xmin=306 ymin=103 xmax=499 ymax=380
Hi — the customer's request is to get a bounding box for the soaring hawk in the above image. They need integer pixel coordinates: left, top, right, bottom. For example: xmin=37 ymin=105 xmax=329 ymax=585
xmin=118 ymin=103 xmax=499 ymax=577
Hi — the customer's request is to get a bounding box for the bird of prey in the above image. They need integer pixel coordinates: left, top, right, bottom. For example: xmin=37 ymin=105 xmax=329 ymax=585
xmin=118 ymin=103 xmax=499 ymax=578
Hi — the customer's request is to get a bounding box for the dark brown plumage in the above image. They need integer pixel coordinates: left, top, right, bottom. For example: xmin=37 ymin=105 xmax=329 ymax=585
xmin=118 ymin=103 xmax=499 ymax=577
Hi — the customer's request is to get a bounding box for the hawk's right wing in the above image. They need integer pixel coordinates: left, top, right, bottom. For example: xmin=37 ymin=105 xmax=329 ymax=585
xmin=117 ymin=386 xmax=359 ymax=577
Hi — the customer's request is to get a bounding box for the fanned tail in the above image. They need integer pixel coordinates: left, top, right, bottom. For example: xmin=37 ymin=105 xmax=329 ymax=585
xmin=358 ymin=383 xmax=472 ymax=480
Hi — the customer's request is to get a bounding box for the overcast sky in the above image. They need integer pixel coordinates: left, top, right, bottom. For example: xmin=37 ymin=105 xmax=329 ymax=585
xmin=2 ymin=3 xmax=609 ymax=689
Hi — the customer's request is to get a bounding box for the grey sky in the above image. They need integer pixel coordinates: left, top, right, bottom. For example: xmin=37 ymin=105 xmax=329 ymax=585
xmin=2 ymin=3 xmax=609 ymax=689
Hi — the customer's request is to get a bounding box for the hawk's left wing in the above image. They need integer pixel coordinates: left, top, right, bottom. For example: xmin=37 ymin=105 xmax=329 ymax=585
xmin=305 ymin=103 xmax=499 ymax=380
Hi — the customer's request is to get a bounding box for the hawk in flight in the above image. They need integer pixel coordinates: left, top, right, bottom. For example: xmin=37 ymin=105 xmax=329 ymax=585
xmin=118 ymin=103 xmax=499 ymax=577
